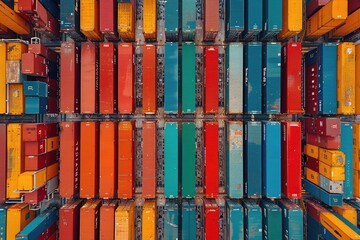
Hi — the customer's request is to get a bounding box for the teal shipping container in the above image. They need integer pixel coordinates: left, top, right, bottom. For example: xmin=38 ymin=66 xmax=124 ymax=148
xmin=226 ymin=200 xmax=244 ymax=240
xmin=302 ymin=179 xmax=343 ymax=206
xmin=164 ymin=200 xmax=179 ymax=240
xmin=164 ymin=122 xmax=179 ymax=198
xmin=182 ymin=122 xmax=196 ymax=198
xmin=60 ymin=0 xmax=85 ymax=40
xmin=24 ymin=81 xmax=48 ymax=97
xmin=262 ymin=121 xmax=281 ymax=198
xmin=278 ymin=200 xmax=304 ymax=240
xmin=243 ymin=0 xmax=263 ymax=39
xmin=226 ymin=43 xmax=243 ymax=114
xmin=165 ymin=0 xmax=179 ymax=40
xmin=182 ymin=0 xmax=196 ymax=41
xmin=164 ymin=43 xmax=179 ymax=114
xmin=182 ymin=43 xmax=196 ymax=113
xmin=260 ymin=200 xmax=282 ymax=240
xmin=261 ymin=0 xmax=282 ymax=39
xmin=182 ymin=200 xmax=196 ymax=240
xmin=0 ymin=204 xmax=12 ymax=239
xmin=25 ymin=97 xmax=48 ymax=114
xmin=226 ymin=0 xmax=245 ymax=41
xmin=226 ymin=121 xmax=244 ymax=198
xmin=244 ymin=122 xmax=262 ymax=197
xmin=244 ymin=43 xmax=262 ymax=114
xmin=262 ymin=43 xmax=281 ymax=114
xmin=243 ymin=200 xmax=262 ymax=240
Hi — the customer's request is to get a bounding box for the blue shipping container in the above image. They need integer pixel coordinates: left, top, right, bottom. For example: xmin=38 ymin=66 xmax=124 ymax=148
xmin=23 ymin=81 xmax=48 ymax=97
xmin=243 ymin=0 xmax=263 ymax=39
xmin=260 ymin=200 xmax=282 ymax=240
xmin=182 ymin=43 xmax=196 ymax=114
xmin=226 ymin=0 xmax=244 ymax=40
xmin=164 ymin=201 xmax=179 ymax=240
xmin=164 ymin=43 xmax=179 ymax=114
xmin=165 ymin=0 xmax=178 ymax=39
xmin=278 ymin=200 xmax=303 ymax=240
xmin=302 ymin=179 xmax=343 ymax=206
xmin=60 ymin=0 xmax=85 ymax=40
xmin=262 ymin=121 xmax=281 ymax=198
xmin=0 ymin=204 xmax=12 ymax=240
xmin=164 ymin=122 xmax=179 ymax=198
xmin=182 ymin=122 xmax=196 ymax=198
xmin=2 ymin=0 xmax=14 ymax=9
xmin=39 ymin=0 xmax=60 ymax=20
xmin=341 ymin=122 xmax=353 ymax=199
xmin=226 ymin=200 xmax=244 ymax=240
xmin=182 ymin=0 xmax=196 ymax=41
xmin=25 ymin=97 xmax=48 ymax=114
xmin=243 ymin=200 xmax=262 ymax=240
xmin=261 ymin=0 xmax=282 ymax=39
xmin=182 ymin=200 xmax=196 ymax=240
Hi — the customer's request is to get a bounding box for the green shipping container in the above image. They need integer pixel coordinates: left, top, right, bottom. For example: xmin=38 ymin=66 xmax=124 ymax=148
xmin=164 ymin=122 xmax=179 ymax=198
xmin=164 ymin=200 xmax=179 ymax=239
xmin=260 ymin=200 xmax=282 ymax=240
xmin=278 ymin=200 xmax=304 ymax=240
xmin=182 ymin=200 xmax=196 ymax=240
xmin=182 ymin=0 xmax=196 ymax=40
xmin=182 ymin=122 xmax=196 ymax=198
xmin=243 ymin=200 xmax=262 ymax=240
xmin=182 ymin=43 xmax=196 ymax=114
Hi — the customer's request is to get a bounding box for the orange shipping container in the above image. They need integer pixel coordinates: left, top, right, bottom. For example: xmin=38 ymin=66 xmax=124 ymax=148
xmin=142 ymin=45 xmax=156 ymax=114
xmin=80 ymin=121 xmax=99 ymax=199
xmin=0 ymin=1 xmax=31 ymax=34
xmin=80 ymin=0 xmax=102 ymax=40
xmin=6 ymin=42 xmax=27 ymax=60
xmin=99 ymin=121 xmax=117 ymax=198
xmin=278 ymin=0 xmax=302 ymax=40
xmin=80 ymin=199 xmax=101 ymax=240
xmin=6 ymin=203 xmax=35 ymax=240
xmin=118 ymin=3 xmax=135 ymax=40
xmin=331 ymin=8 xmax=360 ymax=37
xmin=8 ymin=83 xmax=24 ymax=115
xmin=0 ymin=42 xmax=6 ymax=114
xmin=204 ymin=0 xmax=219 ymax=41
xmin=142 ymin=200 xmax=156 ymax=239
xmin=143 ymin=0 xmax=156 ymax=39
xmin=46 ymin=162 xmax=58 ymax=180
xmin=142 ymin=121 xmax=156 ymax=198
xmin=115 ymin=201 xmax=135 ymax=240
xmin=118 ymin=43 xmax=134 ymax=114
xmin=100 ymin=200 xmax=118 ymax=240
xmin=356 ymin=44 xmax=360 ymax=114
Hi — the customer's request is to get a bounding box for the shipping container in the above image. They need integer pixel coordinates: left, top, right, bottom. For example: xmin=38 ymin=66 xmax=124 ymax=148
xmin=319 ymin=162 xmax=344 ymax=181
xmin=7 ymin=42 xmax=27 ymax=60
xmin=28 ymin=43 xmax=58 ymax=63
xmin=80 ymin=0 xmax=101 ymax=40
xmin=182 ymin=0 xmax=196 ymax=40
xmin=164 ymin=201 xmax=179 ymax=239
xmin=357 ymin=44 xmax=360 ymax=115
xmin=164 ymin=43 xmax=179 ymax=114
xmin=281 ymin=42 xmax=302 ymax=114
xmin=320 ymin=211 xmax=360 ymax=239
xmin=226 ymin=0 xmax=244 ymax=40
xmin=337 ymin=42 xmax=355 ymax=115
xmin=142 ymin=121 xmax=156 ymax=198
xmin=21 ymin=53 xmax=47 ymax=77
xmin=164 ymin=123 xmax=178 ymax=198
xmin=262 ymin=42 xmax=281 ymax=114
xmin=7 ymin=123 xmax=23 ymax=199
xmin=204 ymin=122 xmax=219 ymax=198
xmin=100 ymin=42 xmax=117 ymax=114
xmin=306 ymin=0 xmax=331 ymax=18
xmin=0 ymin=1 xmax=31 ymax=34
xmin=226 ymin=200 xmax=244 ymax=240
xmin=23 ymin=185 xmax=46 ymax=204
xmin=24 ymin=140 xmax=46 ymax=156
xmin=59 ymin=122 xmax=80 ymax=198
xmin=319 ymin=174 xmax=344 ymax=193
xmin=226 ymin=43 xmax=243 ymax=114
xmin=6 ymin=60 xmax=23 ymax=84
xmin=346 ymin=200 xmax=360 ymax=227
xmin=306 ymin=167 xmax=320 ymax=185
xmin=118 ymin=2 xmax=135 ymax=40
xmin=17 ymin=168 xmax=46 ymax=191
xmin=0 ymin=43 xmax=6 ymax=114
xmin=306 ymin=156 xmax=320 ymax=172
xmin=80 ymin=199 xmax=101 ymax=240
xmin=305 ymin=144 xmax=319 ymax=159
xmin=341 ymin=122 xmax=354 ymax=199
xmin=23 ymin=81 xmax=47 ymax=97
xmin=182 ymin=200 xmax=196 ymax=240
xmin=143 ymin=0 xmax=156 ymax=39
xmin=354 ymin=123 xmax=360 ymax=171
xmin=99 ymin=121 xmax=117 ymax=198
xmin=332 ymin=204 xmax=357 ymax=228
xmin=115 ymin=201 xmax=134 ymax=240
xmin=142 ymin=200 xmax=156 ymax=240
xmin=332 ymin=8 xmax=360 ymax=37
xmin=262 ymin=0 xmax=282 ymax=39
xmin=100 ymin=0 xmax=117 ymax=39
xmin=204 ymin=46 xmax=219 ymax=113
xmin=316 ymin=117 xmax=340 ymax=137
xmin=6 ymin=203 xmax=35 ymax=240
xmin=0 ymin=125 xmax=5 ymax=203
xmin=0 ymin=204 xmax=12 ymax=240
xmin=303 ymin=179 xmax=343 ymax=206
xmin=142 ymin=45 xmax=156 ymax=114
xmin=278 ymin=200 xmax=303 ymax=240
xmin=281 ymin=122 xmax=301 ymax=198
xmin=204 ymin=199 xmax=219 ymax=240
xmin=181 ymin=43 xmax=196 ymax=114
xmin=181 ymin=123 xmax=196 ymax=198
xmin=60 ymin=0 xmax=84 ymax=40
xmin=260 ymin=200 xmax=282 ymax=240
xmin=100 ymin=200 xmax=117 ymax=240
xmin=262 ymin=121 xmax=281 ymax=199
xmin=118 ymin=43 xmax=134 ymax=114
xmin=204 ymin=0 xmax=219 ymax=41
xmin=243 ymin=200 xmax=262 ymax=240
xmin=226 ymin=122 xmax=243 ymax=199
xmin=81 ymin=42 xmax=99 ymax=114
xmin=25 ymin=97 xmax=47 ymax=114
xmin=318 ymin=148 xmax=345 ymax=167
xmin=8 ymin=83 xmax=24 ymax=115
xmin=59 ymin=199 xmax=82 ymax=240
xmin=244 ymin=121 xmax=261 ymax=198
xmin=244 ymin=42 xmax=262 ymax=114
xmin=243 ymin=0 xmax=263 ymax=39
xmin=165 ymin=0 xmax=178 ymax=40
xmin=278 ymin=0 xmax=302 ymax=39
xmin=60 ymin=42 xmax=80 ymax=114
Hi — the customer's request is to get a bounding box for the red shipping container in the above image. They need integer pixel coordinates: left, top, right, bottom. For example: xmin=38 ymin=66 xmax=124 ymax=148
xmin=33 ymin=0 xmax=60 ymax=39
xmin=81 ymin=42 xmax=99 ymax=114
xmin=24 ymin=185 xmax=47 ymax=204
xmin=80 ymin=122 xmax=99 ymax=199
xmin=0 ymin=124 xmax=6 ymax=203
xmin=99 ymin=200 xmax=118 ymax=240
xmin=46 ymin=150 xmax=58 ymax=167
xmin=315 ymin=117 xmax=340 ymax=137
xmin=28 ymin=43 xmax=59 ymax=62
xmin=21 ymin=53 xmax=47 ymax=77
xmin=59 ymin=199 xmax=83 ymax=240
xmin=118 ymin=43 xmax=134 ymax=114
xmin=24 ymin=140 xmax=46 ymax=155
xmin=118 ymin=122 xmax=135 ymax=198
xmin=306 ymin=200 xmax=327 ymax=222
xmin=306 ymin=0 xmax=331 ymax=17
xmin=306 ymin=156 xmax=320 ymax=172
xmin=99 ymin=121 xmax=117 ymax=199
xmin=281 ymin=122 xmax=302 ymax=198
xmin=204 ymin=200 xmax=219 ymax=240
xmin=142 ymin=45 xmax=156 ymax=114
xmin=80 ymin=199 xmax=101 ymax=240
xmin=60 ymin=42 xmax=80 ymax=114
xmin=25 ymin=153 xmax=48 ymax=171
xmin=142 ymin=121 xmax=156 ymax=198
xmin=99 ymin=0 xmax=118 ymax=39
xmin=99 ymin=42 xmax=117 ymax=114
xmin=47 ymin=97 xmax=58 ymax=114
xmin=18 ymin=0 xmax=36 ymax=13
xmin=306 ymin=133 xmax=340 ymax=149
xmin=48 ymin=232 xmax=56 ymax=240
xmin=22 ymin=123 xmax=47 ymax=141
xmin=204 ymin=47 xmax=219 ymax=114
xmin=349 ymin=0 xmax=360 ymax=14
xmin=204 ymin=0 xmax=219 ymax=41
xmin=37 ymin=223 xmax=57 ymax=240
xmin=204 ymin=122 xmax=219 ymax=198
xmin=59 ymin=122 xmax=80 ymax=198
xmin=305 ymin=63 xmax=318 ymax=114
xmin=281 ymin=43 xmax=303 ymax=114
xmin=303 ymin=117 xmax=317 ymax=135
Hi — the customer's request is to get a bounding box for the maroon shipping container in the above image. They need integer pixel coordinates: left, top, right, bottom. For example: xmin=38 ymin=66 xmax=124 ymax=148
xmin=59 ymin=122 xmax=80 ymax=198
xmin=99 ymin=0 xmax=118 ymax=39
xmin=47 ymin=97 xmax=58 ymax=114
xmin=46 ymin=123 xmax=58 ymax=137
xmin=306 ymin=156 xmax=320 ymax=172
xmin=305 ymin=63 xmax=318 ymax=114
xmin=142 ymin=121 xmax=156 ymax=199
xmin=306 ymin=133 xmax=341 ymax=149
xmin=24 ymin=185 xmax=47 ymax=204
xmin=349 ymin=0 xmax=360 ymax=14
xmin=118 ymin=43 xmax=134 ymax=114
xmin=21 ymin=53 xmax=47 ymax=77
xmin=281 ymin=122 xmax=302 ymax=199
xmin=37 ymin=223 xmax=57 ymax=240
xmin=306 ymin=0 xmax=331 ymax=17
xmin=25 ymin=150 xmax=57 ymax=171
xmin=60 ymin=42 xmax=80 ymax=114
xmin=306 ymin=200 xmax=327 ymax=222
xmin=99 ymin=42 xmax=117 ymax=114
xmin=316 ymin=117 xmax=340 ymax=137
xmin=28 ymin=43 xmax=59 ymax=62
xmin=24 ymin=140 xmax=46 ymax=155
xmin=59 ymin=199 xmax=83 ymax=240
xmin=32 ymin=0 xmax=60 ymax=39
xmin=204 ymin=0 xmax=219 ymax=41
xmin=81 ymin=42 xmax=99 ymax=114
xmin=0 ymin=124 xmax=6 ymax=203
xmin=303 ymin=117 xmax=317 ymax=135
xmin=22 ymin=123 xmax=47 ymax=141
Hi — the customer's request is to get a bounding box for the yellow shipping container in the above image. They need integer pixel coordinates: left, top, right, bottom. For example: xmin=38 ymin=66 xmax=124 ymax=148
xmin=115 ymin=201 xmax=135 ymax=240
xmin=142 ymin=200 xmax=156 ymax=240
xmin=118 ymin=3 xmax=135 ymax=41
xmin=337 ymin=42 xmax=356 ymax=115
xmin=0 ymin=2 xmax=30 ymax=34
xmin=17 ymin=168 xmax=47 ymax=191
xmin=354 ymin=170 xmax=360 ymax=197
xmin=0 ymin=42 xmax=6 ymax=114
xmin=143 ymin=0 xmax=156 ymax=39
xmin=320 ymin=212 xmax=360 ymax=240
xmin=305 ymin=144 xmax=319 ymax=159
xmin=333 ymin=203 xmax=358 ymax=226
xmin=80 ymin=0 xmax=102 ymax=40
xmin=332 ymin=8 xmax=360 ymax=37
xmin=8 ymin=83 xmax=24 ymax=115
xmin=46 ymin=162 xmax=58 ymax=180
xmin=46 ymin=136 xmax=59 ymax=152
xmin=278 ymin=0 xmax=302 ymax=40
xmin=356 ymin=44 xmax=360 ymax=114
xmin=6 ymin=42 xmax=27 ymax=60
xmin=305 ymin=167 xmax=320 ymax=185
xmin=6 ymin=203 xmax=35 ymax=240
xmin=6 ymin=123 xmax=23 ymax=199
xmin=319 ymin=162 xmax=344 ymax=181
xmin=318 ymin=148 xmax=345 ymax=167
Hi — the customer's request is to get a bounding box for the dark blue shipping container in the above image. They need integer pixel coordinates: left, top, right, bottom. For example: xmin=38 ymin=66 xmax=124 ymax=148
xmin=278 ymin=200 xmax=303 ymax=240
xmin=243 ymin=0 xmax=263 ymax=39
xmin=226 ymin=0 xmax=244 ymax=41
xmin=39 ymin=0 xmax=60 ymax=20
xmin=261 ymin=0 xmax=282 ymax=39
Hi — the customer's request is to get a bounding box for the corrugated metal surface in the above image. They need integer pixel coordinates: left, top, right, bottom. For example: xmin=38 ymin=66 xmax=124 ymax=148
xmin=204 ymin=47 xmax=219 ymax=114
xmin=142 ymin=121 xmax=156 ymax=198
xmin=118 ymin=43 xmax=134 ymax=114
xmin=164 ymin=122 xmax=178 ymax=198
xmin=181 ymin=43 xmax=196 ymax=114
xmin=164 ymin=43 xmax=179 ymax=114
xmin=204 ymin=122 xmax=219 ymax=198
xmin=142 ymin=45 xmax=156 ymax=114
